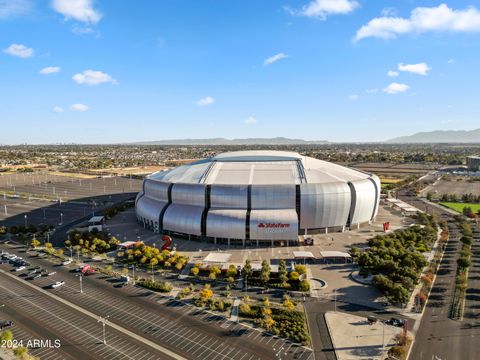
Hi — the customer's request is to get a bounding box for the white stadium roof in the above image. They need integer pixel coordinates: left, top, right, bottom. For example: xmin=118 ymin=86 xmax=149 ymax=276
xmin=150 ymin=150 xmax=370 ymax=185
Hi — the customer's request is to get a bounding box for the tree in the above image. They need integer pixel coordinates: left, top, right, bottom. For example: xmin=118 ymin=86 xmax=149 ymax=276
xmin=299 ymin=279 xmax=310 ymax=292
xmin=200 ymin=284 xmax=213 ymax=300
xmin=239 ymin=302 xmax=251 ymax=315
xmin=208 ymin=272 xmax=217 ymax=281
xmin=0 ymin=330 xmax=13 ymax=343
xmin=278 ymin=259 xmax=288 ymax=286
xmin=289 ymin=271 xmax=300 ymax=281
xmin=30 ymin=238 xmax=40 ymax=248
xmin=45 ymin=242 xmax=52 ymax=249
xmin=295 ymin=264 xmax=307 ymax=276
xmin=227 ymin=276 xmax=235 ymax=285
xmin=191 ymin=267 xmax=199 ymax=277
xmin=226 ymin=264 xmax=238 ymax=278
xmin=262 ymin=316 xmax=275 ymax=330
xmin=241 ymin=259 xmax=253 ymax=278
xmin=283 ymin=298 xmax=295 ymax=311
xmin=259 ymin=260 xmax=270 ymax=286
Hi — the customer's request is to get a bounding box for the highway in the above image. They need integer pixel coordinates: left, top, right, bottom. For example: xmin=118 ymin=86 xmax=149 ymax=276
xmin=0 ymin=243 xmax=314 ymax=360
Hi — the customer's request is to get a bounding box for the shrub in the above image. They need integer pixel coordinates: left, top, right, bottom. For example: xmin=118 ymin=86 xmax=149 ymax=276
xmin=299 ymin=279 xmax=310 ymax=292
xmin=138 ymin=279 xmax=173 ymax=292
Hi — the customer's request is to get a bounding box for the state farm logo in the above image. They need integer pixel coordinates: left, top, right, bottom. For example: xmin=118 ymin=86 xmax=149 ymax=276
xmin=257 ymin=223 xmax=291 ymax=228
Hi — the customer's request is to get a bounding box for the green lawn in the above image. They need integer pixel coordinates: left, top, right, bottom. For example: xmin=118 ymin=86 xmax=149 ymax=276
xmin=439 ymin=202 xmax=480 ymax=213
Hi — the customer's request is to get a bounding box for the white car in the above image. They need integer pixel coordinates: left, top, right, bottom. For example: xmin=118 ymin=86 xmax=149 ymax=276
xmin=14 ymin=266 xmax=26 ymax=272
xmin=51 ymin=281 xmax=65 ymax=289
xmin=46 ymin=271 xmax=56 ymax=276
xmin=62 ymin=259 xmax=72 ymax=266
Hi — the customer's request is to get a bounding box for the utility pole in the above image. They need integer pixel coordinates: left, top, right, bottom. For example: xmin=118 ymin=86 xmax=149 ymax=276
xmin=132 ymin=264 xmax=136 ymax=285
xmin=98 ymin=315 xmax=109 ymax=345
xmin=79 ymin=274 xmax=83 ymax=294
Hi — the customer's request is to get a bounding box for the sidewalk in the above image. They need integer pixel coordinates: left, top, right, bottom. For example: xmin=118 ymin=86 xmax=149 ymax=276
xmin=325 ymin=311 xmax=401 ymax=360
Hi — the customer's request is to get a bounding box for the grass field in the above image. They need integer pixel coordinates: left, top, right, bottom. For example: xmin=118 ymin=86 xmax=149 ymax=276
xmin=439 ymin=202 xmax=480 ymax=213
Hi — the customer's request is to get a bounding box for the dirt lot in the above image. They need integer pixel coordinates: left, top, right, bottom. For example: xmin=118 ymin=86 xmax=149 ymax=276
xmin=427 ymin=176 xmax=480 ymax=197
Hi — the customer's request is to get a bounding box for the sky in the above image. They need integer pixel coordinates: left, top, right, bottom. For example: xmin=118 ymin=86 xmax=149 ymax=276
xmin=1 ymin=0 xmax=480 ymax=144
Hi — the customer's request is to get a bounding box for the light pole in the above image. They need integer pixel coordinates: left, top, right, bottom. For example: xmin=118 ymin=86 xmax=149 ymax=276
xmin=98 ymin=315 xmax=109 ymax=345
xmin=24 ymin=214 xmax=28 ymax=228
xmin=60 ymin=213 xmax=63 ymax=225
xmin=68 ymin=245 xmax=73 ymax=260
xmin=79 ymin=274 xmax=84 ymax=294
xmin=244 ymin=274 xmax=248 ymax=293
xmin=131 ymin=264 xmax=136 ymax=285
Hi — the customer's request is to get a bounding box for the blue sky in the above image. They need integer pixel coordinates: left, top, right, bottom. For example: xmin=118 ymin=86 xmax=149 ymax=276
xmin=1 ymin=0 xmax=480 ymax=144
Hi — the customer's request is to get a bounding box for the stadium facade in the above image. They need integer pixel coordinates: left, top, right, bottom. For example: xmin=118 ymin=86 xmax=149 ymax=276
xmin=135 ymin=151 xmax=380 ymax=245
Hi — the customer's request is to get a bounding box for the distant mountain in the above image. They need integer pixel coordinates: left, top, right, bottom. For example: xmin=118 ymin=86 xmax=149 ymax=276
xmin=386 ymin=128 xmax=480 ymax=143
xmin=131 ymin=137 xmax=329 ymax=145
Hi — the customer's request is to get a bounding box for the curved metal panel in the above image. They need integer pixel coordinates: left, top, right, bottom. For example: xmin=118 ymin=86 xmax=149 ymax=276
xmin=249 ymin=210 xmax=298 ymax=240
xmin=206 ymin=209 xmax=247 ymax=239
xmin=251 ymin=185 xmax=296 ymax=209
xmin=300 ymin=182 xmax=351 ymax=229
xmin=143 ymin=179 xmax=170 ymax=202
xmin=171 ymin=183 xmax=206 ymax=206
xmin=369 ymin=175 xmax=381 ymax=220
xmin=163 ymin=204 xmax=203 ymax=236
xmin=135 ymin=196 xmax=167 ymax=223
xmin=350 ymin=179 xmax=376 ymax=225
xmin=210 ymin=185 xmax=248 ymax=209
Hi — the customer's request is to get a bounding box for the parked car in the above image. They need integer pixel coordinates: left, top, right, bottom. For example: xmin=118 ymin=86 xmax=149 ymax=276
xmin=0 ymin=320 xmax=13 ymax=330
xmin=50 ymin=281 xmax=65 ymax=289
xmin=61 ymin=259 xmax=72 ymax=266
xmin=14 ymin=266 xmax=26 ymax=272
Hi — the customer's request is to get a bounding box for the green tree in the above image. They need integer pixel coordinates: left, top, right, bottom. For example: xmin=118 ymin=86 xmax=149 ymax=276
xmin=299 ymin=279 xmax=310 ymax=292
xmin=259 ymin=260 xmax=270 ymax=286
xmin=191 ymin=266 xmax=199 ymax=277
xmin=0 ymin=330 xmax=13 ymax=343
xmin=241 ymin=259 xmax=253 ymax=278
xmin=30 ymin=238 xmax=40 ymax=248
xmin=278 ymin=259 xmax=288 ymax=286
xmin=226 ymin=264 xmax=238 ymax=278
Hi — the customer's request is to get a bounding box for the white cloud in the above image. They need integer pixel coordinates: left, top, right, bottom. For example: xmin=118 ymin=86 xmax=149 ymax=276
xmin=53 ymin=106 xmax=64 ymax=113
xmin=348 ymin=94 xmax=359 ymax=100
xmin=51 ymin=0 xmax=102 ymax=24
xmin=39 ymin=66 xmax=61 ymax=75
xmin=195 ymin=96 xmax=215 ymax=106
xmin=3 ymin=43 xmax=34 ymax=58
xmin=288 ymin=0 xmax=359 ymax=20
xmin=264 ymin=53 xmax=288 ymax=66
xmin=72 ymin=70 xmax=116 ymax=85
xmin=387 ymin=70 xmax=399 ymax=77
xmin=70 ymin=103 xmax=89 ymax=112
xmin=71 ymin=24 xmax=98 ymax=36
xmin=366 ymin=88 xmax=379 ymax=93
xmin=447 ymin=58 xmax=456 ymax=64
xmin=355 ymin=4 xmax=480 ymax=41
xmin=244 ymin=116 xmax=258 ymax=125
xmin=398 ymin=62 xmax=431 ymax=75
xmin=0 ymin=0 xmax=32 ymax=19
xmin=383 ymin=82 xmax=410 ymax=94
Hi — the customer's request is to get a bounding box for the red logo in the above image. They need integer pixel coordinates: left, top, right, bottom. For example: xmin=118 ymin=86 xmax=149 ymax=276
xmin=257 ymin=223 xmax=290 ymax=228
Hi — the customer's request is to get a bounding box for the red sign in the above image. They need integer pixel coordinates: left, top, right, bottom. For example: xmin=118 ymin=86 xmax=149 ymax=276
xmin=257 ymin=223 xmax=291 ymax=228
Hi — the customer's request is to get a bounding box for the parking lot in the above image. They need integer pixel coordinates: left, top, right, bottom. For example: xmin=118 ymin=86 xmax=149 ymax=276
xmin=0 ymin=267 xmax=174 ymax=360
xmin=0 ymin=244 xmax=314 ymax=360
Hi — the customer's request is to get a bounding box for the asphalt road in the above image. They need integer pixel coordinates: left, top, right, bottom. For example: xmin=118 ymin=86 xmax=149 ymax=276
xmin=0 ymin=243 xmax=314 ymax=360
xmin=0 ymin=267 xmax=175 ymax=360
xmin=410 ymin=221 xmax=480 ymax=360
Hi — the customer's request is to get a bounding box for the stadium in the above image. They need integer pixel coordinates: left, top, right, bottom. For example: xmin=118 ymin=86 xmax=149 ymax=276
xmin=135 ymin=151 xmax=380 ymax=245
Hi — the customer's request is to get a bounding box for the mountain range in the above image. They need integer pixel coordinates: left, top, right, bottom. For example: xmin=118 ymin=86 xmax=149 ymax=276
xmin=131 ymin=137 xmax=329 ymax=145
xmin=386 ymin=128 xmax=480 ymax=143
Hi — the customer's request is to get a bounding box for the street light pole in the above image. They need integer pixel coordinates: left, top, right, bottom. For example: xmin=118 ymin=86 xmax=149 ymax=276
xmin=79 ymin=274 xmax=83 ymax=294
xmin=24 ymin=214 xmax=27 ymax=228
xmin=98 ymin=315 xmax=109 ymax=345
xmin=132 ymin=264 xmax=135 ymax=285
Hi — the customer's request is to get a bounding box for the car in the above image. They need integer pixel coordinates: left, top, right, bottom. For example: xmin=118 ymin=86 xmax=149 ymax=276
xmin=0 ymin=320 xmax=13 ymax=330
xmin=37 ymin=253 xmax=47 ymax=258
xmin=33 ymin=274 xmax=42 ymax=280
xmin=50 ymin=281 xmax=65 ymax=289
xmin=46 ymin=271 xmax=56 ymax=276
xmin=385 ymin=317 xmax=405 ymax=327
xmin=28 ymin=269 xmax=40 ymax=275
xmin=61 ymin=259 xmax=72 ymax=266
xmin=14 ymin=266 xmax=26 ymax=272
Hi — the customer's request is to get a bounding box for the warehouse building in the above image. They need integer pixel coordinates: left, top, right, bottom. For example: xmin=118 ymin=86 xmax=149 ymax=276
xmin=135 ymin=151 xmax=380 ymax=245
xmin=467 ymin=156 xmax=480 ymax=172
